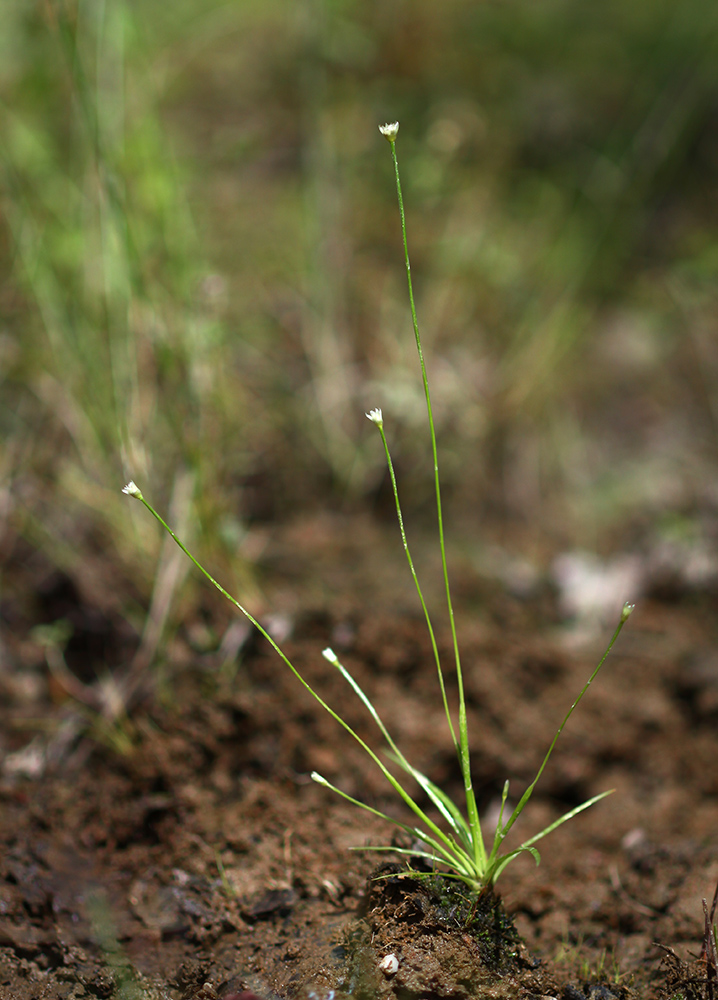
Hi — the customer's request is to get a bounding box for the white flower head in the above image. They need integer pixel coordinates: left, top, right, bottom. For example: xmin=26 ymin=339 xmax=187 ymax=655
xmin=322 ymin=647 xmax=339 ymax=664
xmin=122 ymin=481 xmax=143 ymax=500
xmin=366 ymin=407 xmax=383 ymax=427
xmin=379 ymin=121 xmax=399 ymax=142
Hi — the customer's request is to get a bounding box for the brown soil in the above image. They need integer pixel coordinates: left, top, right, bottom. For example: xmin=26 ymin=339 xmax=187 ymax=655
xmin=2 ymin=514 xmax=718 ymax=999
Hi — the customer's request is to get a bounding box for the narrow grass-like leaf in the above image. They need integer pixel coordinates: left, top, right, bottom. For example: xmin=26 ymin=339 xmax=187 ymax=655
xmin=515 ymin=790 xmax=615 ymax=851
xmin=495 ymin=605 xmax=632 ymax=852
xmin=312 ymin=773 xmax=468 ymax=872
xmin=324 ymin=648 xmax=470 ymax=839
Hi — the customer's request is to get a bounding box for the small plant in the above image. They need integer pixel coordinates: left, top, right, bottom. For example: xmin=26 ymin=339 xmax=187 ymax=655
xmin=123 ymin=122 xmax=633 ymax=893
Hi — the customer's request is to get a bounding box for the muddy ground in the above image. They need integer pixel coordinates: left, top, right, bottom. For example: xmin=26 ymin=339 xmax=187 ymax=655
xmin=1 ymin=512 xmax=718 ymax=999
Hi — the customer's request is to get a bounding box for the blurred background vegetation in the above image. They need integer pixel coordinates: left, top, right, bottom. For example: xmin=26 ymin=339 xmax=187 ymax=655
xmin=2 ymin=0 xmax=718 ymax=665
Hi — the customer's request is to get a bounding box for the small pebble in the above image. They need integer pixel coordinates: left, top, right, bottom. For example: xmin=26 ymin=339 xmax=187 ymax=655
xmin=379 ymin=953 xmax=399 ymax=976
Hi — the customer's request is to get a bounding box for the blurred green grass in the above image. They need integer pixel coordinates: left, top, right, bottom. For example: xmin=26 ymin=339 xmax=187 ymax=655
xmin=2 ymin=0 xmax=718 ymax=645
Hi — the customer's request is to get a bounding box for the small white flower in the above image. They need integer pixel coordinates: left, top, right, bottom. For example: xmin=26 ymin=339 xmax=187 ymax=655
xmin=122 ymin=481 xmax=143 ymax=500
xmin=322 ymin=647 xmax=339 ymax=664
xmin=311 ymin=772 xmax=330 ymax=786
xmin=365 ymin=408 xmax=383 ymax=427
xmin=379 ymin=121 xmax=399 ymax=142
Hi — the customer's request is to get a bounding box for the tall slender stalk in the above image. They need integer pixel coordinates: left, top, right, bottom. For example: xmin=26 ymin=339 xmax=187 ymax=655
xmin=379 ymin=122 xmax=484 ymax=871
xmin=366 ymin=408 xmax=456 ymax=752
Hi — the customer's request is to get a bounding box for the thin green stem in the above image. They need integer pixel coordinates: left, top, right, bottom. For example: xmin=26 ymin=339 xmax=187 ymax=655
xmin=387 ymin=136 xmax=484 ymax=870
xmin=374 ymin=420 xmax=457 ymax=751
